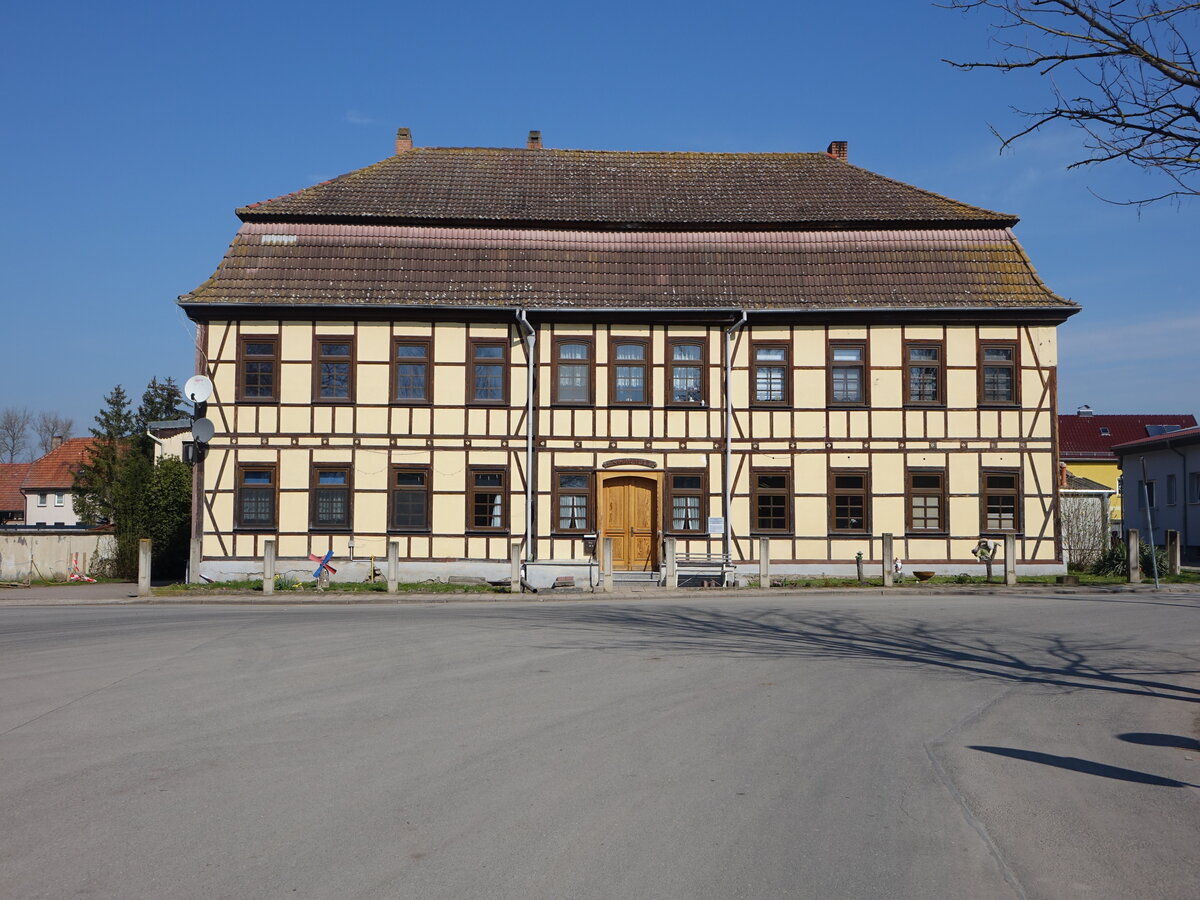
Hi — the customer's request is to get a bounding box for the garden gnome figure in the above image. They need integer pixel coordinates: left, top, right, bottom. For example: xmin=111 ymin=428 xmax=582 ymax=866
xmin=892 ymin=557 xmax=904 ymax=584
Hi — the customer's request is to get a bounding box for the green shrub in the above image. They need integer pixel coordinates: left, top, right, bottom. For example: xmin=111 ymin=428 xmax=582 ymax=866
xmin=1091 ymin=541 xmax=1168 ymax=578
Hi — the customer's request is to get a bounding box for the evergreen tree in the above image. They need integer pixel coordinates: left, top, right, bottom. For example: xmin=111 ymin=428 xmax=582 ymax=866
xmin=73 ymin=385 xmax=134 ymax=526
xmin=146 ymin=457 xmax=193 ymax=578
xmin=136 ymin=377 xmax=188 ymax=434
xmin=73 ymin=380 xmax=194 ymax=580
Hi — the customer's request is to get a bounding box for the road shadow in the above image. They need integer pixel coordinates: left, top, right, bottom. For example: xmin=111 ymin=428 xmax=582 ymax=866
xmin=1117 ymin=732 xmax=1200 ymax=751
xmin=969 ymin=745 xmax=1192 ymax=787
xmin=501 ymin=605 xmax=1200 ymax=703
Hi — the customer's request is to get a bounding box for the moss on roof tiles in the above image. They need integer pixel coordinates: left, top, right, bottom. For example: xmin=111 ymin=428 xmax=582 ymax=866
xmin=237 ymin=147 xmax=1016 ymax=228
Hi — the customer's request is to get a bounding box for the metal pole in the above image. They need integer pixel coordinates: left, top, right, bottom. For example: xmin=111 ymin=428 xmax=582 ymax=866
xmin=722 ymin=310 xmax=747 ymax=563
xmin=1140 ymin=457 xmax=1160 ymax=588
xmin=516 ymin=311 xmax=537 ymax=561
xmin=759 ymin=537 xmax=770 ymax=589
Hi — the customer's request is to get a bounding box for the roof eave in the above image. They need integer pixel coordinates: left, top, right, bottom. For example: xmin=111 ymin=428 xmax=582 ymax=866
xmin=233 ymin=211 xmax=1022 ymax=231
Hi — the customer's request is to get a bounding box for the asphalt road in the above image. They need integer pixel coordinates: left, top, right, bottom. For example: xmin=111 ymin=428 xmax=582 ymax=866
xmin=1 ymin=593 xmax=1197 ymax=899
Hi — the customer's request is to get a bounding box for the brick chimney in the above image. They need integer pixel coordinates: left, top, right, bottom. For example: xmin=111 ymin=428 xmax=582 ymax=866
xmin=395 ymin=127 xmax=413 ymax=153
xmin=51 ymin=435 xmax=64 ymax=450
xmin=527 ymin=130 xmax=543 ymax=149
xmin=826 ymin=140 xmax=848 ymax=162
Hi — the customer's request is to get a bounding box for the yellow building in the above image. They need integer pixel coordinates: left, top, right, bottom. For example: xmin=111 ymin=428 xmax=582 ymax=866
xmin=179 ymin=131 xmax=1080 ymax=585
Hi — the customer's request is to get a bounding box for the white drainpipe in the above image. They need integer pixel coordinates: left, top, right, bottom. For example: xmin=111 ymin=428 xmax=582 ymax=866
xmin=515 ymin=310 xmax=537 ymax=560
xmin=723 ymin=310 xmax=748 ymax=560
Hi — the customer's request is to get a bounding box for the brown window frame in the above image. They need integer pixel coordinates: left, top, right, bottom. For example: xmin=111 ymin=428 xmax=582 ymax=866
xmin=468 ymin=338 xmax=509 ymax=406
xmin=237 ymin=335 xmax=280 ymax=403
xmin=978 ymin=340 xmax=1020 ymax=406
xmin=667 ymin=337 xmax=708 ymax=407
xmin=829 ymin=469 xmax=870 ymax=534
xmin=468 ymin=465 xmax=509 ymax=533
xmin=388 ymin=465 xmax=432 ymax=533
xmin=609 ymin=337 xmax=651 ymax=407
xmin=980 ymin=468 xmax=1022 ymax=534
xmin=551 ymin=468 xmax=594 ymax=534
xmin=234 ymin=463 xmax=278 ymax=531
xmin=751 ymin=468 xmax=793 ymax=534
xmin=904 ymin=340 xmax=945 ymax=407
xmin=828 ymin=340 xmax=869 ymax=406
xmin=392 ymin=338 xmax=432 ymax=405
xmin=552 ymin=336 xmax=595 ymax=406
xmin=751 ymin=341 xmax=791 ymax=407
xmin=312 ymin=335 xmax=355 ymax=404
xmin=665 ymin=468 xmax=708 ymax=534
xmin=906 ymin=468 xmax=948 ymax=535
xmin=309 ymin=464 xmax=353 ymax=532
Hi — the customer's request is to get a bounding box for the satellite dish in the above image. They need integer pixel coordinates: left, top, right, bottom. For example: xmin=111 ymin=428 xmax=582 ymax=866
xmin=192 ymin=418 xmax=216 ymax=443
xmin=184 ymin=375 xmax=213 ymax=403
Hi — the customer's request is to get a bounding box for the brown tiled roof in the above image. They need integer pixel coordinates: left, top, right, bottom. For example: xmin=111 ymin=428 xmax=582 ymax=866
xmin=237 ymin=147 xmax=1017 ymax=228
xmin=0 ymin=463 xmax=31 ymax=512
xmin=1059 ymin=414 xmax=1198 ymax=459
xmin=182 ymin=222 xmax=1072 ymax=311
xmin=21 ymin=438 xmax=97 ymax=491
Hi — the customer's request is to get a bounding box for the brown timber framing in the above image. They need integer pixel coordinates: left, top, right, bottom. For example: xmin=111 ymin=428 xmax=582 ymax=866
xmin=186 ymin=306 xmax=1071 ymax=572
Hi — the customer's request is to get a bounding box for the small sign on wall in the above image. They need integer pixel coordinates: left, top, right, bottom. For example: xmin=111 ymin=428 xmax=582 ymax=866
xmin=707 ymin=517 xmax=725 ymax=535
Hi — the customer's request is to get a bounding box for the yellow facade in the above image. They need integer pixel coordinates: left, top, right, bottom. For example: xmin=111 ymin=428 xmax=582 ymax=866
xmin=195 ymin=317 xmax=1063 ymax=578
xmin=1064 ymin=460 xmax=1122 ymax=521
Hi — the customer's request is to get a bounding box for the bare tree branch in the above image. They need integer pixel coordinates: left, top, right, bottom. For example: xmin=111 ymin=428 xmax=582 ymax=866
xmin=943 ymin=1 xmax=1200 ymax=204
xmin=0 ymin=408 xmax=33 ymax=463
xmin=34 ymin=413 xmax=74 ymax=457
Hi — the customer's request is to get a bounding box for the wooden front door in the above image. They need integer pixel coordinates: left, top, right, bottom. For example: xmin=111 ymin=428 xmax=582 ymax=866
xmin=602 ymin=476 xmax=657 ymax=571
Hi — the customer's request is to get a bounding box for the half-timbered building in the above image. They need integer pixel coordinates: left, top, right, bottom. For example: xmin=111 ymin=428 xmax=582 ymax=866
xmin=179 ymin=130 xmax=1079 ymax=585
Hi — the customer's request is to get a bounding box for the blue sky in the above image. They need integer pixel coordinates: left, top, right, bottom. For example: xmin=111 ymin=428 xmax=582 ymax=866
xmin=2 ymin=0 xmax=1195 ymax=437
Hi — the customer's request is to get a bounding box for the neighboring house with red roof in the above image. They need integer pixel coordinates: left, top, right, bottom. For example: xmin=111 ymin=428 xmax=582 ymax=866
xmin=0 ymin=463 xmax=32 ymax=524
xmin=1111 ymin=424 xmax=1200 ymax=563
xmin=20 ymin=437 xmax=98 ymax=527
xmin=178 ymin=130 xmax=1081 ymax=584
xmin=1059 ymin=407 xmax=1197 ymax=526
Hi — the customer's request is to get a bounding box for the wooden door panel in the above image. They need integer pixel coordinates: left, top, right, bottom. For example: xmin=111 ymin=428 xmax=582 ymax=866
xmin=602 ymin=477 xmax=657 ymax=571
xmin=630 ymin=535 xmax=653 ymax=571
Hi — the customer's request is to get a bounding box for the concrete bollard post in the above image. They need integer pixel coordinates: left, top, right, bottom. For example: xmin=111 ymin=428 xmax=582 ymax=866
xmin=759 ymin=537 xmax=770 ymax=588
xmin=137 ymin=539 xmax=152 ymax=597
xmin=510 ymin=542 xmax=522 ymax=594
xmin=262 ymin=540 xmax=276 ymax=595
xmin=387 ymin=541 xmax=399 ymax=593
xmin=882 ymin=533 xmax=894 ymax=587
xmin=1165 ymin=529 xmax=1181 ymax=576
xmin=189 ymin=537 xmax=202 ymax=584
xmin=664 ymin=537 xmax=678 ymax=589
xmin=1004 ymin=533 xmax=1017 ymax=586
xmin=602 ymin=538 xmax=614 ymax=593
xmin=1128 ymin=529 xmax=1141 ymax=584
